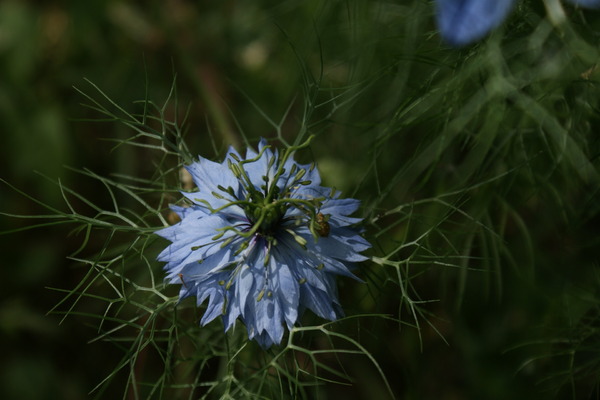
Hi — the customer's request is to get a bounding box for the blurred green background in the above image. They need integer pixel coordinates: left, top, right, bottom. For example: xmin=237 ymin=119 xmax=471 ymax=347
xmin=2 ymin=0 xmax=600 ymax=399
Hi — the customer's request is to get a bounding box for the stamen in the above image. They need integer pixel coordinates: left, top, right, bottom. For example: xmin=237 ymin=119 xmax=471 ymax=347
xmin=212 ymin=231 xmax=225 ymax=241
xmin=289 ymin=163 xmax=298 ymax=175
xmin=233 ymin=241 xmax=249 ymax=256
xmin=193 ymin=198 xmax=215 ymax=212
xmin=227 ymin=159 xmax=242 ymax=179
xmin=293 ymin=168 xmax=306 ymax=182
xmin=220 ymin=236 xmax=235 ymax=249
xmin=264 ymin=244 xmax=271 ymax=266
xmin=286 ymin=229 xmax=307 ymax=248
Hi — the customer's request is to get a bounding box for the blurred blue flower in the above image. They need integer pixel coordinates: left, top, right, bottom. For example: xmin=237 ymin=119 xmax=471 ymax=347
xmin=436 ymin=0 xmax=600 ymax=46
xmin=156 ymin=139 xmax=370 ymax=348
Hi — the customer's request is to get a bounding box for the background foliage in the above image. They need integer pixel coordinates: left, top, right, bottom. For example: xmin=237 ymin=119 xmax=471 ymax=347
xmin=1 ymin=0 xmax=600 ymax=399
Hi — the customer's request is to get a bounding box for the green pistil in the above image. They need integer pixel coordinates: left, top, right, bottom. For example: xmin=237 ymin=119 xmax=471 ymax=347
xmin=233 ymin=241 xmax=249 ymax=256
xmin=214 ymin=136 xmax=328 ymax=246
xmin=257 ymin=204 xmax=285 ymax=235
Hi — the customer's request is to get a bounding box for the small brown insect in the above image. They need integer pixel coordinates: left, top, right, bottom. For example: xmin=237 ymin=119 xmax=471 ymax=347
xmin=315 ymin=212 xmax=330 ymax=237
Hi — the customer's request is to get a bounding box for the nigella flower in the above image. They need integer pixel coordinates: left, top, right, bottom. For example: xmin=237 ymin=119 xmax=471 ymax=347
xmin=436 ymin=0 xmax=600 ymax=46
xmin=156 ymin=138 xmax=370 ymax=348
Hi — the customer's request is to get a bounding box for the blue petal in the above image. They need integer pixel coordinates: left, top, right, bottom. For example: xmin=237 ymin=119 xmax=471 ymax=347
xmin=185 ymin=158 xmax=240 ymax=208
xmin=172 ymin=246 xmax=233 ymax=282
xmin=236 ymin=272 xmax=258 ymax=324
xmin=270 ymin=257 xmax=299 ymax=328
xmin=312 ymin=252 xmax=362 ymax=280
xmin=252 ymin=330 xmax=277 ymax=348
xmin=169 ymin=204 xmax=203 ymax=219
xmin=223 ymin=286 xmax=243 ymax=331
xmin=296 ymin=259 xmax=329 ymax=292
xmin=253 ymin=294 xmax=284 ymax=345
xmin=436 ymin=0 xmax=516 ymax=46
xmin=156 ymin=214 xmax=234 ymax=267
xmin=180 ymin=191 xmax=247 ymax=219
xmin=237 ymin=264 xmax=255 ymax=303
xmin=299 ymin=283 xmax=341 ymax=320
xmin=280 ymin=233 xmax=361 ymax=280
xmin=331 ymin=227 xmax=372 ymax=252
xmin=297 ymin=227 xmax=369 ymax=263
xmin=196 ymin=273 xmax=228 ymax=325
xmin=322 ymin=198 xmax=360 ymax=216
xmin=186 ymin=157 xmax=239 ymax=192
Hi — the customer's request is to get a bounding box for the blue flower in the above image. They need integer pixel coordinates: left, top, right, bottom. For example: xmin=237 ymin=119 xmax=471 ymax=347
xmin=156 ymin=138 xmax=370 ymax=348
xmin=436 ymin=0 xmax=600 ymax=46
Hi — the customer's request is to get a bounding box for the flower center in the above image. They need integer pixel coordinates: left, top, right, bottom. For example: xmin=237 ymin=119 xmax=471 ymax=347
xmin=259 ymin=205 xmax=285 ymax=234
xmin=215 ymin=138 xmax=330 ymax=245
